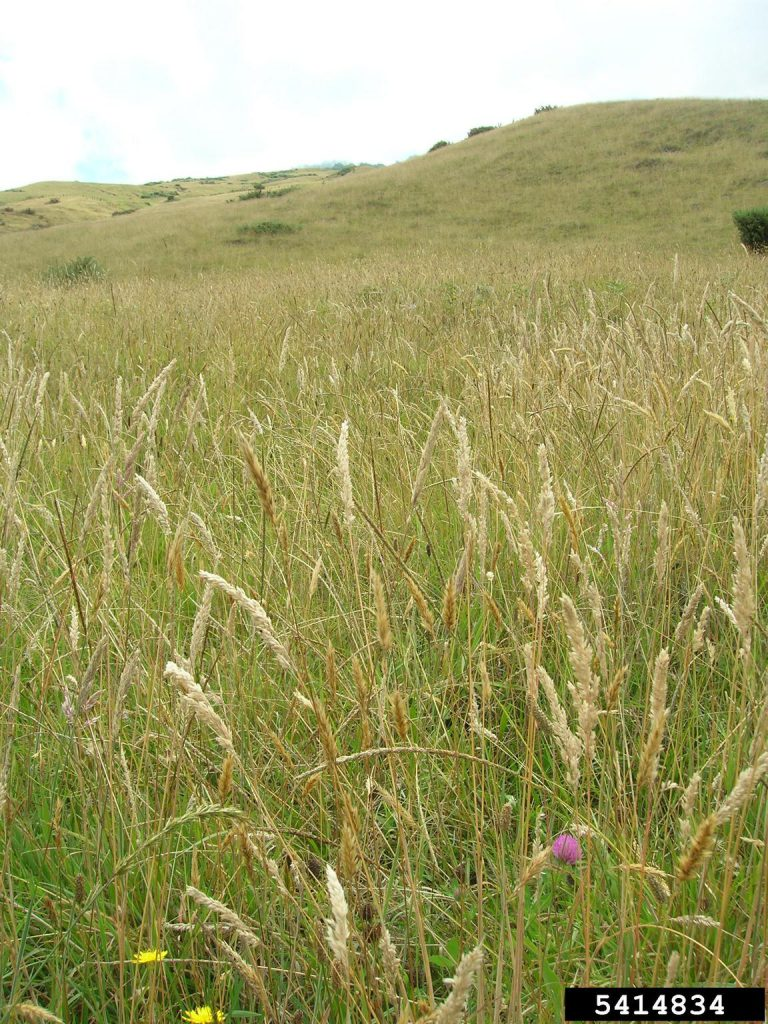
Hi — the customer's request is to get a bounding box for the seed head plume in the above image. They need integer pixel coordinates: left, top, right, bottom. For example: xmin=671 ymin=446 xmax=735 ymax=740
xmin=164 ymin=661 xmax=235 ymax=757
xmin=442 ymin=575 xmax=457 ymax=632
xmin=561 ymin=596 xmax=600 ymax=765
xmin=199 ymin=570 xmax=295 ymax=675
xmin=324 ymin=864 xmax=350 ymax=973
xmin=654 ymin=499 xmax=669 ymax=589
xmin=537 ymin=443 xmax=555 ymax=549
xmin=405 ymin=575 xmax=435 ymax=636
xmin=715 ymin=518 xmax=755 ymax=657
xmin=715 ymin=751 xmax=768 ymax=825
xmin=335 ymin=420 xmax=354 ymax=527
xmin=434 ymin=945 xmax=484 ymax=1024
xmin=454 ymin=415 xmax=473 ymax=524
xmin=411 ymin=399 xmax=446 ymax=507
xmin=678 ymin=814 xmax=717 ymax=881
xmin=241 ymin=435 xmax=277 ymax=528
xmin=372 ymin=569 xmax=393 ymax=652
xmin=379 ymin=927 xmax=402 ymax=1003
xmin=185 ymin=884 xmax=259 ymax=947
xmin=674 ymin=583 xmax=704 ymax=646
xmin=135 ymin=474 xmax=171 ymax=536
xmin=537 ymin=664 xmax=581 ymax=792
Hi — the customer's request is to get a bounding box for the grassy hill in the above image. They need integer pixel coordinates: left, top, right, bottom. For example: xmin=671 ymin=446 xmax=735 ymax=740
xmin=1 ymin=98 xmax=767 ymax=277
xmin=0 ymin=167 xmax=344 ymax=234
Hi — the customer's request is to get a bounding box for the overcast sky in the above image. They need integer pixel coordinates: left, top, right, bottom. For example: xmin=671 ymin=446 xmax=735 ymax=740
xmin=0 ymin=0 xmax=766 ymax=189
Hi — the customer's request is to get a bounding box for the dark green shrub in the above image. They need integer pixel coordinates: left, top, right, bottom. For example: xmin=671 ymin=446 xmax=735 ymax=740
xmin=467 ymin=126 xmax=495 ymax=138
xmin=733 ymin=208 xmax=768 ymax=251
xmin=429 ymin=140 xmax=449 ymax=152
xmin=237 ymin=221 xmax=297 ymax=237
xmin=43 ymin=256 xmax=105 ymax=286
xmin=239 ymin=185 xmax=265 ymax=200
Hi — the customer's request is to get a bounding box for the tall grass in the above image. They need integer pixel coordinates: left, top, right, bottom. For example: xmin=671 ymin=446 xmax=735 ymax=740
xmin=0 ymin=248 xmax=766 ymax=1022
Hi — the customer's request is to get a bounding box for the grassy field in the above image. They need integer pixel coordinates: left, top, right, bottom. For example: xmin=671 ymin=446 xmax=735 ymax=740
xmin=1 ymin=99 xmax=767 ymax=278
xmin=0 ymin=168 xmax=349 ymax=237
xmin=0 ymin=240 xmax=767 ymax=1022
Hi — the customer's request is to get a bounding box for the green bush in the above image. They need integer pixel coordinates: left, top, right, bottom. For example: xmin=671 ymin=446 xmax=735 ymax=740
xmin=239 ymin=185 xmax=265 ymax=201
xmin=237 ymin=221 xmax=297 ymax=237
xmin=733 ymin=207 xmax=768 ymax=252
xmin=43 ymin=256 xmax=105 ymax=286
xmin=467 ymin=126 xmax=495 ymax=138
xmin=429 ymin=140 xmax=449 ymax=152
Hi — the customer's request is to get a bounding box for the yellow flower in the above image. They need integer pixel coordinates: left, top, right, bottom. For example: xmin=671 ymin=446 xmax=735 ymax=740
xmin=181 ymin=1008 xmax=225 ymax=1024
xmin=132 ymin=948 xmax=168 ymax=964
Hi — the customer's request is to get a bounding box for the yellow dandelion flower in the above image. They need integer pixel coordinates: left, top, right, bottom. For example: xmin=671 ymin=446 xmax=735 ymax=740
xmin=181 ymin=1008 xmax=225 ymax=1024
xmin=132 ymin=948 xmax=168 ymax=964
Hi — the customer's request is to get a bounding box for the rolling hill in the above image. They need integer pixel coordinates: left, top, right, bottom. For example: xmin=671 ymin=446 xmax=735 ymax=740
xmin=1 ymin=98 xmax=766 ymax=278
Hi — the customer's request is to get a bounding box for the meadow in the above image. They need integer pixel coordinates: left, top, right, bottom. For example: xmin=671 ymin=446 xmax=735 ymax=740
xmin=2 ymin=99 xmax=768 ymax=277
xmin=0 ymin=239 xmax=767 ymax=1023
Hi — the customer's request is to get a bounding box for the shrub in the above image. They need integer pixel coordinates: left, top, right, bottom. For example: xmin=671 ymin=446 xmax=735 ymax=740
xmin=237 ymin=221 xmax=297 ymax=237
xmin=239 ymin=186 xmax=265 ymax=201
xmin=46 ymin=197 xmax=61 ymax=205
xmin=43 ymin=256 xmax=105 ymax=286
xmin=467 ymin=126 xmax=496 ymax=138
xmin=733 ymin=208 xmax=768 ymax=252
xmin=534 ymin=104 xmax=559 ymax=114
xmin=429 ymin=140 xmax=449 ymax=152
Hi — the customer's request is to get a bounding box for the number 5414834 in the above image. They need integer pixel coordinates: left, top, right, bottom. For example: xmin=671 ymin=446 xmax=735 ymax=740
xmin=594 ymin=993 xmax=726 ymax=1016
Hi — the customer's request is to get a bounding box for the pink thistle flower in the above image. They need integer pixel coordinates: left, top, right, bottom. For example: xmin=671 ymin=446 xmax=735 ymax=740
xmin=552 ymin=833 xmax=582 ymax=865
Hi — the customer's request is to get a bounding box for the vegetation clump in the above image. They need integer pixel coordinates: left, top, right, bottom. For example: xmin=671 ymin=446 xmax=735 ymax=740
xmin=467 ymin=125 xmax=496 ymax=138
xmin=534 ymin=104 xmax=559 ymax=114
xmin=42 ymin=255 xmax=105 ymax=285
xmin=239 ymin=185 xmax=265 ymax=200
xmin=429 ymin=140 xmax=450 ymax=152
xmin=237 ymin=220 xmax=297 ymax=237
xmin=733 ymin=207 xmax=768 ymax=251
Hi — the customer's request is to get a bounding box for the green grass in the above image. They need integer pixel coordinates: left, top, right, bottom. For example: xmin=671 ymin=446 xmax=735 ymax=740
xmin=0 ymin=246 xmax=767 ymax=1022
xmin=1 ymin=99 xmax=768 ymax=279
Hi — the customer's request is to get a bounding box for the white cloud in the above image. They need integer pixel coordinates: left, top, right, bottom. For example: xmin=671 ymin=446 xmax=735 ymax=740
xmin=0 ymin=0 xmax=765 ymax=188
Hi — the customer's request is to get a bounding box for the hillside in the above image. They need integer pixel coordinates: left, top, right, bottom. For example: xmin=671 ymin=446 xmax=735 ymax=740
xmin=0 ymin=167 xmax=345 ymax=234
xmin=1 ymin=98 xmax=766 ymax=277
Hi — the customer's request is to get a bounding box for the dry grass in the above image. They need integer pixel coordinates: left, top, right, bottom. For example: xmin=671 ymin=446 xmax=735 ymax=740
xmin=0 ymin=246 xmax=767 ymax=1022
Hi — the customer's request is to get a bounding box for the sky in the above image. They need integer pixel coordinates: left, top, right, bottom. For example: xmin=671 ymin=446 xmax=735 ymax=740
xmin=0 ymin=0 xmax=766 ymax=189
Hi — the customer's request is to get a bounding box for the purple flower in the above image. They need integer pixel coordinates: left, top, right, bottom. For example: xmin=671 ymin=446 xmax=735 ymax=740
xmin=552 ymin=833 xmax=582 ymax=865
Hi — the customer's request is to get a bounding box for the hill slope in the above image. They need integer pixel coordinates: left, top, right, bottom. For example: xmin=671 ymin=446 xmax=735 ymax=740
xmin=1 ymin=99 xmax=766 ymax=277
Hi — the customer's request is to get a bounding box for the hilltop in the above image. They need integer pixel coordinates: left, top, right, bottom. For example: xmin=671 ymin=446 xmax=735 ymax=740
xmin=1 ymin=98 xmax=766 ymax=277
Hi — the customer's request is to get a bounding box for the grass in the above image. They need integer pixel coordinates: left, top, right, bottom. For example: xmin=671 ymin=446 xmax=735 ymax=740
xmin=0 ymin=168 xmax=336 ymax=241
xmin=1 ymin=99 xmax=768 ymax=278
xmin=0 ymin=243 xmax=767 ymax=1022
